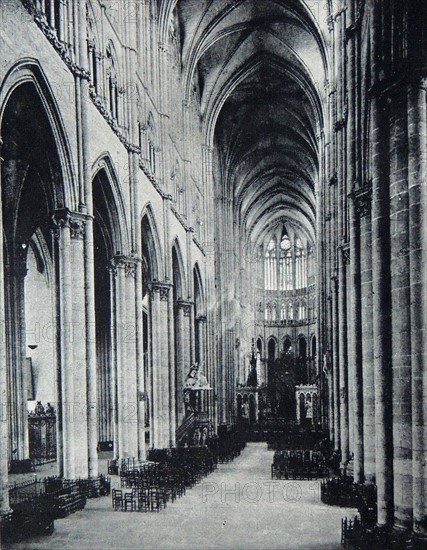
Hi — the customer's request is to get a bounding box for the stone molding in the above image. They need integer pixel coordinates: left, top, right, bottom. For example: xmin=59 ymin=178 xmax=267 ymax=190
xmin=177 ymin=300 xmax=193 ymax=317
xmin=52 ymin=209 xmax=89 ymax=240
xmin=151 ymin=282 xmax=171 ymax=301
xmin=110 ymin=255 xmax=140 ymax=278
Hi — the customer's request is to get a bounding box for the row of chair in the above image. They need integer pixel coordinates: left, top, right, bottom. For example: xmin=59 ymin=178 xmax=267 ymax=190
xmin=112 ymin=487 xmax=167 ymax=513
xmin=341 ymin=515 xmax=414 ymax=549
xmin=322 ymin=477 xmax=377 ymax=527
xmin=271 ymin=450 xmax=328 ymax=480
xmin=114 ymin=447 xmax=217 ymax=512
xmin=2 ymin=474 xmax=110 ymax=542
xmin=111 ymin=436 xmax=246 ymax=513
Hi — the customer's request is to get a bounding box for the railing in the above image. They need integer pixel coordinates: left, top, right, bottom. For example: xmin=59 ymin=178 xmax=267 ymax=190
xmin=176 ymin=413 xmax=197 ymax=444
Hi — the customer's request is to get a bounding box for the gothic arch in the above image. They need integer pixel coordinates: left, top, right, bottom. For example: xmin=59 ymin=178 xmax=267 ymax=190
xmin=92 ymin=153 xmax=130 ymax=256
xmin=0 ymin=65 xmax=74 ymax=466
xmin=172 ymin=238 xmax=187 ymax=299
xmin=140 ymin=204 xmax=164 ymax=285
xmin=193 ymin=262 xmax=205 ymax=315
xmin=0 ymin=59 xmax=77 ymax=209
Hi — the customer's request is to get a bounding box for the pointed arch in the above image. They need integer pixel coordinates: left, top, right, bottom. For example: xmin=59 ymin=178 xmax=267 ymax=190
xmin=140 ymin=203 xmax=164 ymax=284
xmin=92 ymin=153 xmax=130 ymax=257
xmin=0 ymin=59 xmax=77 ymax=209
xmin=193 ymin=262 xmax=205 ymax=317
xmin=267 ymin=336 xmax=277 ymax=362
xmin=172 ymin=237 xmax=187 ymax=299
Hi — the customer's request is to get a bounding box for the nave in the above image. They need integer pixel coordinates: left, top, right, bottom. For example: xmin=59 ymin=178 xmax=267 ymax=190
xmin=5 ymin=443 xmax=356 ymax=550
xmin=1 ymin=0 xmax=427 ymax=546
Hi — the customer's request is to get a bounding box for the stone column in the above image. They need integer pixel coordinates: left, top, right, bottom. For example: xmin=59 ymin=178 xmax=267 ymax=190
xmin=370 ymin=0 xmax=394 ymax=526
xmin=371 ymin=92 xmax=394 ymax=527
xmin=202 ymin=144 xmax=218 ymax=429
xmin=338 ymin=244 xmax=349 ymax=471
xmin=167 ymin=280 xmax=176 ymax=448
xmin=354 ymin=184 xmax=375 ymax=482
xmin=76 ymin=0 xmax=98 ymax=478
xmin=53 ymin=210 xmax=90 ymax=479
xmin=0 ymin=138 xmax=10 ymax=514
xmin=331 ymin=276 xmax=340 ymax=452
xmin=70 ymin=219 xmax=89 ymax=478
xmin=346 ymin=0 xmax=364 ymax=481
xmin=388 ymin=90 xmax=413 ymax=531
xmin=109 ymin=265 xmax=119 ymax=459
xmin=54 ymin=211 xmax=74 ymax=478
xmin=407 ymin=82 xmax=427 ymax=543
xmin=197 ymin=315 xmax=209 ymax=413
xmin=15 ymin=255 xmax=29 ymax=463
xmin=349 ymin=190 xmax=364 ymax=482
xmin=175 ymin=300 xmax=192 ymax=426
xmin=151 ymin=283 xmax=172 ymax=448
xmin=110 ymin=256 xmax=139 ymax=459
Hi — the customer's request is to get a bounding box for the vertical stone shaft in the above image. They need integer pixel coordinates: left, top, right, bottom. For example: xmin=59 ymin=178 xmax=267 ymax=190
xmin=0 ymin=144 xmax=10 ymax=513
xmin=370 ymin=0 xmax=394 ymax=526
xmin=389 ymin=93 xmax=412 ymax=530
xmin=114 ymin=263 xmax=127 ymax=458
xmin=57 ymin=218 xmax=75 ymax=478
xmin=347 ymin=0 xmax=364 ymax=482
xmin=408 ymin=83 xmax=427 ymax=542
xmin=151 ymin=284 xmax=171 ymax=449
xmin=371 ymin=93 xmax=394 ymax=526
xmin=360 ymin=196 xmax=375 ymax=482
xmin=110 ymin=268 xmax=119 ymax=459
xmin=70 ymin=230 xmax=89 ymax=478
xmin=76 ymin=0 xmax=98 ymax=478
xmin=332 ymin=275 xmax=340 ymax=452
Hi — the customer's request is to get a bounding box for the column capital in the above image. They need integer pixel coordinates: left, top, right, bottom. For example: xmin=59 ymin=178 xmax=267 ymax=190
xmin=177 ymin=300 xmax=193 ymax=317
xmin=196 ymin=314 xmax=207 ymax=323
xmin=350 ymin=180 xmax=372 ymax=218
xmin=151 ymin=281 xmax=172 ymax=301
xmin=52 ymin=209 xmax=89 ymax=240
xmin=110 ymin=254 xmax=140 ymax=278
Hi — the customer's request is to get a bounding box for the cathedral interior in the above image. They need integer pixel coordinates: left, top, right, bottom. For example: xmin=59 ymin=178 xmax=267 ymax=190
xmin=0 ymin=0 xmax=427 ymax=548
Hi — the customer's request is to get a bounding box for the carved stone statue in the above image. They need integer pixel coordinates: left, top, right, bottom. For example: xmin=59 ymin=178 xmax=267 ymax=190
xmin=184 ymin=363 xmax=210 ymax=389
xmin=35 ymin=401 xmax=45 ymax=415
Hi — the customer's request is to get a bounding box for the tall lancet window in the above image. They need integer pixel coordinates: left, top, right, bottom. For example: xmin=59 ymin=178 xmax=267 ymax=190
xmin=295 ymin=237 xmax=307 ymax=289
xmin=280 ymin=301 xmax=286 ymax=321
xmin=279 ymin=229 xmax=292 ymax=291
xmin=264 ymin=238 xmax=277 ymax=290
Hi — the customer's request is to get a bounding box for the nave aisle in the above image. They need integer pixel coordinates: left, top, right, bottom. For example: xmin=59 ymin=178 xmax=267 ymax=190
xmin=6 ymin=443 xmax=357 ymax=550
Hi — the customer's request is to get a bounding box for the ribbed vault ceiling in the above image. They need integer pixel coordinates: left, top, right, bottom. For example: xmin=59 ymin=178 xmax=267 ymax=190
xmin=174 ymin=0 xmax=329 ymax=248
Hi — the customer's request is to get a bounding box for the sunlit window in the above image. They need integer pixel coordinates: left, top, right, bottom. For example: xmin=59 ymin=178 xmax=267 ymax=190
xmin=264 ymin=238 xmax=277 ymax=290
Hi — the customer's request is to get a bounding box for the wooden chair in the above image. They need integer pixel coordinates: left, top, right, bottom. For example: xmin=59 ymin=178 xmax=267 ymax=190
xmin=112 ymin=489 xmax=123 ymax=511
xmin=122 ymin=491 xmax=136 ymax=512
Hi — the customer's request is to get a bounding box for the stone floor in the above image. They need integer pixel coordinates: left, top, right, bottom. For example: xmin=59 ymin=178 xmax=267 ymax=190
xmin=6 ymin=443 xmax=357 ymax=550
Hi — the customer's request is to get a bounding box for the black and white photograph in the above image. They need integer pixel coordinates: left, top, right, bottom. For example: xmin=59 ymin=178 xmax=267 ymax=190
xmin=0 ymin=1 xmax=426 ymax=548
